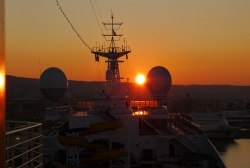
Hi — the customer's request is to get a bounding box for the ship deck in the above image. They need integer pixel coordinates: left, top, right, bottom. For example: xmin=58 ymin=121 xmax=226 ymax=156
xmin=138 ymin=113 xmax=203 ymax=136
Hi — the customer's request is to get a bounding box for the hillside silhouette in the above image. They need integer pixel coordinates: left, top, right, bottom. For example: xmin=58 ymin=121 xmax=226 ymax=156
xmin=6 ymin=75 xmax=250 ymax=100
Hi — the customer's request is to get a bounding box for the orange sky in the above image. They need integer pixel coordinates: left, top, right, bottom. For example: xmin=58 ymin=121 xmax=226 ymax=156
xmin=5 ymin=0 xmax=250 ymax=85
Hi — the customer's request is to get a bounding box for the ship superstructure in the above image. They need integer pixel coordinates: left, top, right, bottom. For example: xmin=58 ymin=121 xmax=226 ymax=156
xmin=51 ymin=15 xmax=226 ymax=168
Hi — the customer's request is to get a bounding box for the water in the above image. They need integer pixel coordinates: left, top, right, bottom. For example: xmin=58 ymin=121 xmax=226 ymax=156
xmin=211 ymin=139 xmax=250 ymax=168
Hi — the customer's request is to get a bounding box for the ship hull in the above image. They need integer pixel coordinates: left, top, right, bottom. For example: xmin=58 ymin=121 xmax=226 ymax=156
xmin=205 ymin=130 xmax=240 ymax=139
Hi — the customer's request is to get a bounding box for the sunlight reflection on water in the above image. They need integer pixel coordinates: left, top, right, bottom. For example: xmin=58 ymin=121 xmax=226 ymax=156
xmin=212 ymin=139 xmax=250 ymax=168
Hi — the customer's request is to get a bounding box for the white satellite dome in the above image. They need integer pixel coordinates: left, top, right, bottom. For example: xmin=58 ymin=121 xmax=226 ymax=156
xmin=146 ymin=66 xmax=172 ymax=98
xmin=40 ymin=67 xmax=67 ymax=99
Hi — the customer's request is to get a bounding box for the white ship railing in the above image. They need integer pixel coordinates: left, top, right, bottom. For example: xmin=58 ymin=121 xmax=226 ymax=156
xmin=5 ymin=120 xmax=43 ymax=168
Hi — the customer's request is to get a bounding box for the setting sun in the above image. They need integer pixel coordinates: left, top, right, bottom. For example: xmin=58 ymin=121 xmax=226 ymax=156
xmin=135 ymin=74 xmax=146 ymax=85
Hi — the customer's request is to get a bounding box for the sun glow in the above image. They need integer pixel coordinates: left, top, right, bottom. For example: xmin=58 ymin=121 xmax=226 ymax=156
xmin=0 ymin=71 xmax=4 ymax=89
xmin=135 ymin=74 xmax=146 ymax=85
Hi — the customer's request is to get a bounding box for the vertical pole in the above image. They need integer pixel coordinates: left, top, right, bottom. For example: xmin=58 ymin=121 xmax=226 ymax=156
xmin=0 ymin=0 xmax=5 ymax=166
xmin=21 ymin=131 xmax=25 ymax=166
xmin=10 ymin=134 xmax=14 ymax=167
xmin=127 ymin=125 xmax=130 ymax=168
xmin=31 ymin=128 xmax=34 ymax=167
xmin=39 ymin=125 xmax=42 ymax=167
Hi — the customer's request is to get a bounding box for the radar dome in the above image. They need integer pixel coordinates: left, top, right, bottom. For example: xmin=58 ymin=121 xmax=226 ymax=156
xmin=40 ymin=67 xmax=67 ymax=99
xmin=146 ymin=66 xmax=172 ymax=97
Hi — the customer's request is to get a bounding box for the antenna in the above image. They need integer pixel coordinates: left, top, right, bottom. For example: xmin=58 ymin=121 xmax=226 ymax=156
xmin=71 ymin=62 xmax=72 ymax=81
xmin=91 ymin=14 xmax=131 ymax=95
xmin=39 ymin=60 xmax=41 ymax=77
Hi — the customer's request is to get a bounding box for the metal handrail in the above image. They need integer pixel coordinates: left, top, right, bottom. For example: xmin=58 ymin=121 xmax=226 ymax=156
xmin=5 ymin=134 xmax=42 ymax=150
xmin=6 ymin=121 xmax=42 ymax=135
xmin=6 ymin=144 xmax=43 ymax=163
xmin=92 ymin=46 xmax=131 ymax=53
xmin=16 ymin=154 xmax=43 ymax=168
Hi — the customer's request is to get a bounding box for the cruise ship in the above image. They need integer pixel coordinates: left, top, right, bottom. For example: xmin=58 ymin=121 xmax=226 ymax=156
xmin=223 ymin=103 xmax=250 ymax=128
xmin=181 ymin=112 xmax=240 ymax=139
xmin=41 ymin=14 xmax=226 ymax=168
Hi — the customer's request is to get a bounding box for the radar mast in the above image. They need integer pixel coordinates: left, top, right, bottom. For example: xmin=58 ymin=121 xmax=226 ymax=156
xmin=92 ymin=14 xmax=131 ymax=96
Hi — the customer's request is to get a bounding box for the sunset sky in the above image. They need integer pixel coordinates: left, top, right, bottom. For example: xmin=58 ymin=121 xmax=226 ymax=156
xmin=5 ymin=0 xmax=250 ymax=85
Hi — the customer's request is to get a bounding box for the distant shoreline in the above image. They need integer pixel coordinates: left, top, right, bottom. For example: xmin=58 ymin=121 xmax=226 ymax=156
xmin=6 ymin=75 xmax=250 ymax=87
xmin=5 ymin=75 xmax=250 ymax=100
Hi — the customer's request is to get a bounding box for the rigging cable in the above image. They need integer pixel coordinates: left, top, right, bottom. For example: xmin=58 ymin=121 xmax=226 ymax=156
xmin=56 ymin=0 xmax=92 ymax=51
xmin=89 ymin=0 xmax=104 ymax=36
xmin=90 ymin=0 xmax=107 ymax=85
xmin=94 ymin=0 xmax=104 ymax=24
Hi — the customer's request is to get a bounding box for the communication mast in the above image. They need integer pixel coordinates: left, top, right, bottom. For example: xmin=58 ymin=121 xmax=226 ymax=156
xmin=92 ymin=14 xmax=131 ymax=95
